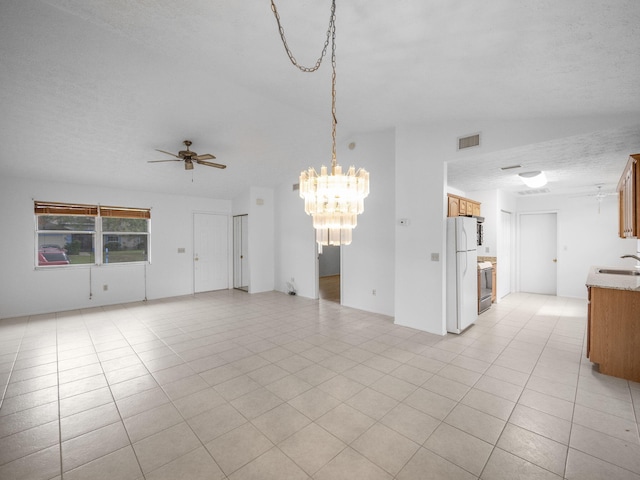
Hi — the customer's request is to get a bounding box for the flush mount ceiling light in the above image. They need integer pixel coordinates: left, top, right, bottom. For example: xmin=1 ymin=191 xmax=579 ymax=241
xmin=270 ymin=0 xmax=369 ymax=246
xmin=519 ymin=171 xmax=547 ymax=188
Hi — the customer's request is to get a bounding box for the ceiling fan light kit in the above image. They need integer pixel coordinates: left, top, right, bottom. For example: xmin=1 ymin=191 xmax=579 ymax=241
xmin=271 ymin=0 xmax=369 ymax=247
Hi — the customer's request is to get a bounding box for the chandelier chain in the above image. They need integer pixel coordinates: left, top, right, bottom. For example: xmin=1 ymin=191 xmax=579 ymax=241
xmin=330 ymin=3 xmax=337 ymax=168
xmin=270 ymin=0 xmax=338 ymax=170
xmin=270 ymin=0 xmax=336 ymax=74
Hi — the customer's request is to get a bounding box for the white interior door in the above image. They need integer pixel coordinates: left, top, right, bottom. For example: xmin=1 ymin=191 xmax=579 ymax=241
xmin=233 ymin=215 xmax=248 ymax=290
xmin=498 ymin=210 xmax=512 ymax=300
xmin=519 ymin=212 xmax=557 ymax=295
xmin=194 ymin=213 xmax=228 ymax=293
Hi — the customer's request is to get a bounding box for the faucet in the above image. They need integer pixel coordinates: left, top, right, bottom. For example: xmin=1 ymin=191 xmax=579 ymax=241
xmin=621 ymin=254 xmax=640 ymax=262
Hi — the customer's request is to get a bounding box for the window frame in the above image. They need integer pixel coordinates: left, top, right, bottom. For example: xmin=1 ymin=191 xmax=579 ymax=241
xmin=34 ymin=201 xmax=151 ymax=268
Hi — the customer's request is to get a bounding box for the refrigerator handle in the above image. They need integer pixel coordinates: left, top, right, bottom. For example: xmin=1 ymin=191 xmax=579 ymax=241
xmin=462 ymin=222 xmax=468 ymax=252
xmin=462 ymin=246 xmax=467 ymax=276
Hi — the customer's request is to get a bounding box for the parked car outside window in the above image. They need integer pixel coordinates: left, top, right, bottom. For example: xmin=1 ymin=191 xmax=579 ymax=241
xmin=38 ymin=247 xmax=70 ymax=266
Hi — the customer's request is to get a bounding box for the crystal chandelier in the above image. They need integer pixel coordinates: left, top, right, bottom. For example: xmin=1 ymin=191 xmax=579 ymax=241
xmin=271 ymin=0 xmax=370 ymax=246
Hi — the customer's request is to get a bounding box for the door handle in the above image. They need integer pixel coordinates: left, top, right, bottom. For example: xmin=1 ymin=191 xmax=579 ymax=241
xmin=553 ymin=258 xmax=557 ymax=263
xmin=194 ymin=256 xmax=199 ymax=261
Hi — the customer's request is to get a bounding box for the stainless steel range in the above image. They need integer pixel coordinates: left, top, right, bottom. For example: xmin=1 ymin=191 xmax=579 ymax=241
xmin=478 ymin=262 xmax=493 ymax=313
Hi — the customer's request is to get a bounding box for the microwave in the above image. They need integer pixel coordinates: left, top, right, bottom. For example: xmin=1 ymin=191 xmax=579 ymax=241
xmin=463 ymin=215 xmax=484 ymax=246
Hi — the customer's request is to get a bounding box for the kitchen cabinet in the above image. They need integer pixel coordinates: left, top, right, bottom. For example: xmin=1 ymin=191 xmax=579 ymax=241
xmin=448 ymin=195 xmax=460 ymax=217
xmin=586 ymin=285 xmax=640 ymax=382
xmin=447 ymin=194 xmax=481 ymax=218
xmin=491 ymin=264 xmax=496 ymax=302
xmin=617 ymin=154 xmax=640 ymax=238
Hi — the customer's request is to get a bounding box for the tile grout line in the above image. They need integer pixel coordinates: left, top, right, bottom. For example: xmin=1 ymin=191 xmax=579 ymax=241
xmin=65 ymin=306 xmax=149 ymax=479
xmin=4 ymin=292 xmax=636 ymax=479
xmin=0 ymin=320 xmax=27 ymax=411
xmin=55 ymin=312 xmax=64 ymax=480
xmin=476 ymin=296 xmax=568 ymax=479
xmin=108 ymin=303 xmax=232 ymax=479
xmin=562 ymin=299 xmax=588 ymax=480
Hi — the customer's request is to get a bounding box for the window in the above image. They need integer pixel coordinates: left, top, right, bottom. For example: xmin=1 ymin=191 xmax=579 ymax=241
xmin=35 ymin=201 xmax=150 ymax=267
xmin=101 ymin=207 xmax=149 ymax=264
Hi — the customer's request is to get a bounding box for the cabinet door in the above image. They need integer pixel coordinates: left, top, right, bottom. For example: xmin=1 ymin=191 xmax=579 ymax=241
xmin=634 ymin=156 xmax=639 ymax=236
xmin=472 ymin=202 xmax=481 ymax=216
xmin=618 ymin=188 xmax=625 ymax=238
xmin=618 ymin=155 xmax=639 ymax=238
xmin=448 ymin=196 xmax=460 ymax=217
xmin=491 ymin=267 xmax=496 ymax=302
xmin=459 ymin=200 xmax=467 ymax=215
xmin=586 ymin=287 xmax=591 ymax=357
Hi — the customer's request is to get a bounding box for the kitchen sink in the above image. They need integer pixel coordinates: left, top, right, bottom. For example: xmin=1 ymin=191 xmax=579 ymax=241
xmin=597 ymin=268 xmax=640 ymax=276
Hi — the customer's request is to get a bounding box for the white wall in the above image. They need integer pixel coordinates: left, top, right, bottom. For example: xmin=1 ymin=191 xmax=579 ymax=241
xmin=0 ymin=176 xmax=231 ymax=318
xmin=248 ymin=187 xmax=274 ymax=293
xmin=319 ymin=246 xmax=340 ymax=277
xmin=273 ymin=177 xmax=317 ymax=298
xmin=517 ymin=193 xmax=631 ymax=299
xmin=395 ymin=124 xmax=448 ymax=334
xmin=340 ymin=129 xmax=396 ymax=317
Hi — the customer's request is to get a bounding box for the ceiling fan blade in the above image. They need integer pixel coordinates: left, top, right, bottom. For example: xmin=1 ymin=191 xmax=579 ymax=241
xmin=148 ymin=159 xmax=182 ymax=163
xmin=193 ymin=153 xmax=216 ymax=161
xmin=196 ymin=159 xmax=227 ymax=169
xmin=155 ymin=149 xmax=181 ymax=159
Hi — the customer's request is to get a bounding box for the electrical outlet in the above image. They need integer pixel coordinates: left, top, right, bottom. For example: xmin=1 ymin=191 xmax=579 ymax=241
xmin=177 ymin=247 xmax=186 ymax=253
xmin=103 ymin=284 xmax=108 ymax=291
xmin=431 ymin=253 xmax=439 ymax=261
xmin=372 ymin=289 xmax=376 ymax=296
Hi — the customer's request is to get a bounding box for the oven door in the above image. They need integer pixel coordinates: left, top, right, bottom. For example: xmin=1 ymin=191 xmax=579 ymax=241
xmin=479 ymin=266 xmax=492 ymax=313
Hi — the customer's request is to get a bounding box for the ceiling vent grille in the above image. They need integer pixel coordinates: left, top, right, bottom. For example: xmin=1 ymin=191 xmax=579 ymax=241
xmin=292 ymin=183 xmax=300 ymax=191
xmin=458 ymin=133 xmax=480 ymax=150
xmin=518 ymin=188 xmax=551 ymax=195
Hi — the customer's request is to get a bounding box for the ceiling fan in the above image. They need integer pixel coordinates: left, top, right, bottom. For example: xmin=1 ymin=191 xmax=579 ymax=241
xmin=575 ymin=184 xmax=617 ymax=213
xmin=149 ymin=140 xmax=226 ymax=170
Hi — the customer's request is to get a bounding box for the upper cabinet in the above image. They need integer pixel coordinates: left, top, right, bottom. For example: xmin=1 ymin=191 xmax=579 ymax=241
xmin=617 ymin=154 xmax=640 ymax=238
xmin=447 ymin=194 xmax=481 ymax=217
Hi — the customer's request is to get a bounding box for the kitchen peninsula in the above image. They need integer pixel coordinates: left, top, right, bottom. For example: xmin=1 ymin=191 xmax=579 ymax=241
xmin=585 ymin=266 xmax=640 ymax=383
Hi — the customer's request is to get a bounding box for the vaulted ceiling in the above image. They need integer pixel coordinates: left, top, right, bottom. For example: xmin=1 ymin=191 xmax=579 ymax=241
xmin=1 ymin=1 xmax=639 ymax=199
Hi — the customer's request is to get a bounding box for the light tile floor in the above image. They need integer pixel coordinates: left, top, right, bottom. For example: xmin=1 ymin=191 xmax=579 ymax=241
xmin=0 ymin=291 xmax=639 ymax=479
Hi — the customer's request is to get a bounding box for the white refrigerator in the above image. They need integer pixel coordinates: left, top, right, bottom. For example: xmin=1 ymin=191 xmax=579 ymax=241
xmin=446 ymin=216 xmax=478 ymax=334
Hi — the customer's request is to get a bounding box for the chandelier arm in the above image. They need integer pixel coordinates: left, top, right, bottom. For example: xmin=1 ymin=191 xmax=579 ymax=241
xmin=270 ymin=0 xmax=336 ymax=73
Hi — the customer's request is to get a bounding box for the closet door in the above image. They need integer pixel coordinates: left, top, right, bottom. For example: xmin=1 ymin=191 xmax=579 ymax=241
xmin=194 ymin=213 xmax=228 ymax=292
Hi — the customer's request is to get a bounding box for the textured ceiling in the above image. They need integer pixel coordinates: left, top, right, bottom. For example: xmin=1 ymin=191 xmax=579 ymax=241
xmin=1 ymin=1 xmax=639 ymax=199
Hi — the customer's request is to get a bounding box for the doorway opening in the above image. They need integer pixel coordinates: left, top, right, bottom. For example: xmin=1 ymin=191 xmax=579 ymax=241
xmin=233 ymin=214 xmax=248 ymax=292
xmin=318 ymin=245 xmax=340 ymax=303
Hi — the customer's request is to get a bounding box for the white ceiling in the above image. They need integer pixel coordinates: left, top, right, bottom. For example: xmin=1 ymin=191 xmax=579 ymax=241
xmin=1 ymin=0 xmax=639 ymax=199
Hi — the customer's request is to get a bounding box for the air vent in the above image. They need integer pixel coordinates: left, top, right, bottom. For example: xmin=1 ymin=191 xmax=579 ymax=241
xmin=458 ymin=133 xmax=480 ymax=150
xmin=292 ymin=183 xmax=300 ymax=191
xmin=518 ymin=188 xmax=551 ymax=195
